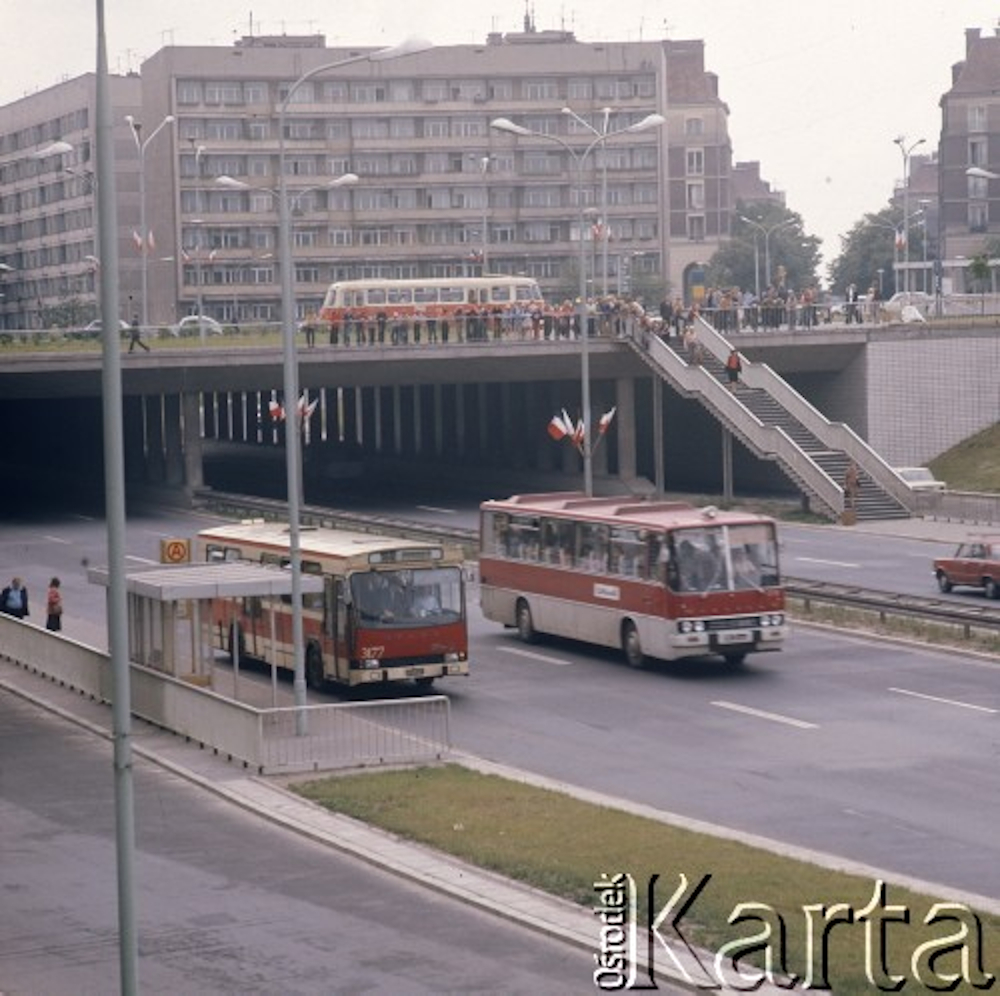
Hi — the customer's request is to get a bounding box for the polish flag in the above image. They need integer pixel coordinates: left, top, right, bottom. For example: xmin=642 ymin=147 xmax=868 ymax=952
xmin=268 ymin=400 xmax=285 ymax=422
xmin=147 ymin=230 xmax=156 ymax=252
xmin=297 ymin=393 xmax=318 ymax=420
xmin=132 ymin=230 xmax=144 ymax=252
xmin=598 ymin=407 xmax=617 ymax=435
xmin=547 ymin=412 xmax=571 ymax=440
xmin=572 ymin=417 xmax=585 ymax=447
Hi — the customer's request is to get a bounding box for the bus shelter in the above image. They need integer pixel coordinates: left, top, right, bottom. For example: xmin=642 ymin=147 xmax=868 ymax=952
xmin=87 ymin=561 xmax=324 ymax=702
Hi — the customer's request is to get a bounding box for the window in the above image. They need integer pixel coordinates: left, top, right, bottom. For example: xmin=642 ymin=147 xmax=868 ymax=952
xmin=326 ymin=121 xmax=349 ymax=140
xmin=523 ymin=153 xmax=560 ymax=174
xmin=352 ymin=84 xmax=386 ymax=103
xmin=968 ymin=105 xmax=987 ymax=133
xmin=969 ymin=202 xmax=988 ymax=233
xmin=685 ymin=117 xmax=704 ymax=137
xmin=425 ymin=118 xmax=450 ymax=138
xmin=390 ymin=118 xmax=416 ymax=139
xmin=329 ymin=228 xmax=353 ymax=246
xmin=487 ymin=80 xmax=513 ymax=100
xmin=968 ymin=175 xmax=989 ymax=200
xmin=391 ymin=155 xmax=418 ymax=174
xmin=323 ymin=81 xmax=348 ymax=103
xmin=524 ymin=80 xmax=558 ymax=100
xmin=686 ymin=215 xmax=705 ymax=241
xmin=295 ymin=265 xmax=320 ymax=282
xmin=293 ymin=231 xmax=318 ymax=248
xmin=686 ymin=149 xmax=704 ymax=175
xmin=389 ymin=81 xmax=414 ymax=101
xmin=524 ymin=187 xmax=560 ymax=208
xmin=286 ymin=121 xmax=314 ymax=140
xmin=177 ymin=81 xmax=201 ymax=105
xmin=422 ymin=80 xmax=449 ymax=101
xmin=969 ymin=137 xmax=988 ymax=168
xmin=353 ymin=119 xmax=389 ymax=139
xmin=244 ymin=83 xmax=266 ymax=105
xmin=250 ymin=193 xmax=272 ymax=214
xmin=686 ymin=182 xmax=705 ymax=210
xmin=452 ymin=118 xmax=486 ymax=138
xmin=248 ymin=120 xmax=269 ymax=140
xmin=575 ymin=523 xmax=609 ymax=572
xmin=567 ymin=79 xmax=592 ymax=100
xmin=206 ymin=121 xmax=241 ymax=141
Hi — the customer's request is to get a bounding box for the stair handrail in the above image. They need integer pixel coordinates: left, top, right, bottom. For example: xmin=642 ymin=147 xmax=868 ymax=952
xmin=693 ymin=319 xmax=914 ymax=512
xmin=641 ymin=333 xmax=844 ymax=516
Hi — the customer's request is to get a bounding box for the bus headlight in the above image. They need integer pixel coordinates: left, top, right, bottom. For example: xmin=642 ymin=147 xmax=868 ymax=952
xmin=759 ymin=614 xmax=784 ymax=627
xmin=678 ymin=620 xmax=706 ymax=634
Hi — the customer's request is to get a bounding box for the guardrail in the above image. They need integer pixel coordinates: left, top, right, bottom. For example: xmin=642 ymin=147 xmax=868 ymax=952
xmin=786 ymin=576 xmax=1000 ymax=639
xmin=0 ymin=613 xmax=452 ymax=774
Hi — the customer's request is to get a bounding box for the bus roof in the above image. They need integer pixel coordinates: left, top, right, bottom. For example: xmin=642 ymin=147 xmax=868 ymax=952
xmin=197 ymin=521 xmax=452 ymax=560
xmin=480 ymin=492 xmax=775 ymax=530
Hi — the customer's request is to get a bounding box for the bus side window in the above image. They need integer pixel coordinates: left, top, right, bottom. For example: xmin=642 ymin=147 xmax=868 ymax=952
xmin=244 ymin=595 xmax=263 ymax=620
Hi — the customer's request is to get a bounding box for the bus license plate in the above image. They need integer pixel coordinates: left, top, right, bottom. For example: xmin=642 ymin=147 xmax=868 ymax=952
xmin=406 ymin=667 xmax=424 ymax=677
xmin=718 ymin=630 xmax=752 ymax=645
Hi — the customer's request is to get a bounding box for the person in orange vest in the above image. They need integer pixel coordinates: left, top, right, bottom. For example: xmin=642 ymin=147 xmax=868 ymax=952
xmin=725 ymin=348 xmax=743 ymax=392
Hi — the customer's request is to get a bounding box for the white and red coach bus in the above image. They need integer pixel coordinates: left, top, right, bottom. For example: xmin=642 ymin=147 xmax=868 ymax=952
xmin=319 ymin=275 xmax=543 ymax=324
xmin=195 ymin=521 xmax=469 ymax=689
xmin=479 ymin=493 xmax=786 ymax=667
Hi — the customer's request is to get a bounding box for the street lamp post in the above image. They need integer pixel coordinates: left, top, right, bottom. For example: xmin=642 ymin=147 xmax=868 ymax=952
xmin=275 ymin=38 xmax=429 ymax=729
xmin=469 ymin=154 xmax=493 ymax=272
xmin=125 ymin=113 xmax=175 ymax=328
xmin=893 ymin=135 xmax=926 ymax=295
xmin=739 ymin=215 xmax=797 ymax=296
xmin=491 ymin=108 xmax=665 ymax=496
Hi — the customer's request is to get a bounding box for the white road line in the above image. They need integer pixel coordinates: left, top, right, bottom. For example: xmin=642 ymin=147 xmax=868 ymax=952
xmin=126 ymin=555 xmax=159 ymax=565
xmin=43 ymin=535 xmax=72 ymax=545
xmin=711 ymin=700 xmax=818 ymax=729
xmin=794 ymin=556 xmax=860 ymax=568
xmin=499 ymin=646 xmax=573 ymax=666
xmin=415 ymin=505 xmax=456 ymax=515
xmin=888 ymin=686 xmax=998 ymax=714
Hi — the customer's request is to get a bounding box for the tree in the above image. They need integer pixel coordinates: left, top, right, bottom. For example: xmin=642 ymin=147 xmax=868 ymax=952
xmin=827 ymin=206 xmax=923 ymax=299
xmin=968 ymin=253 xmax=991 ymax=313
xmin=708 ymin=201 xmax=820 ymax=299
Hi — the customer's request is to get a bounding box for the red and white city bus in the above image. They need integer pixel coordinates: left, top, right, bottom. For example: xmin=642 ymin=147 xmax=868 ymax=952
xmin=319 ymin=275 xmax=544 ymax=324
xmin=479 ymin=493 xmax=786 ymax=667
xmin=194 ymin=521 xmax=469 ymax=689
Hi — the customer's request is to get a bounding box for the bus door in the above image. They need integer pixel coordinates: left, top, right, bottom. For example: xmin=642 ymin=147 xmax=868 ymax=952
xmin=334 ymin=576 xmax=351 ymax=679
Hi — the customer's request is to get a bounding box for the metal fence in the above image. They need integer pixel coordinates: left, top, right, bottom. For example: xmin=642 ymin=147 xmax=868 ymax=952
xmin=0 ymin=614 xmax=451 ymax=774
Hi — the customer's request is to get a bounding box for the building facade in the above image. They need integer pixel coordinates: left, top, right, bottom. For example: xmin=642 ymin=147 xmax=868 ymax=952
xmin=1 ymin=25 xmax=734 ymax=330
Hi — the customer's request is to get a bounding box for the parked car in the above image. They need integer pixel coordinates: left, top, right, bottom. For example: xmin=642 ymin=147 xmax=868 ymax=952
xmin=71 ymin=318 xmax=129 ymax=339
xmin=882 ymin=292 xmax=932 ymax=322
xmin=895 ymin=466 xmax=946 ymax=492
xmin=934 ymin=539 xmax=1000 ymax=596
xmin=170 ymin=315 xmax=224 ymax=336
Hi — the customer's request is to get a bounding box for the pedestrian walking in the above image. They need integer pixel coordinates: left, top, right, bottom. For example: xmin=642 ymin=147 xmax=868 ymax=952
xmin=46 ymin=577 xmax=63 ymax=632
xmin=128 ymin=315 xmax=150 ymax=352
xmin=1 ymin=576 xmax=29 ymax=619
xmin=725 ymin=348 xmax=743 ymax=392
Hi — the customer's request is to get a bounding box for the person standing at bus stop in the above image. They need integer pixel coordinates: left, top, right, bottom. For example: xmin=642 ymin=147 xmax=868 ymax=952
xmin=45 ymin=577 xmax=63 ymax=632
xmin=1 ymin=576 xmax=29 ymax=619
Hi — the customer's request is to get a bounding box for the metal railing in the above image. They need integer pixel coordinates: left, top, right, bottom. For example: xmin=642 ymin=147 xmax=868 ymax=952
xmin=0 ymin=613 xmax=452 ymax=774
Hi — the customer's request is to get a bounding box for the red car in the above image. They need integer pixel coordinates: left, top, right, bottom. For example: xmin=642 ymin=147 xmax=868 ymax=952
xmin=933 ymin=539 xmax=1000 ymax=597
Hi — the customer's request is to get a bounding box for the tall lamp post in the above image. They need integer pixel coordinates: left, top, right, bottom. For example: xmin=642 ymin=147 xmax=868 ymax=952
xmin=125 ymin=113 xmax=175 ymax=328
xmin=893 ymin=135 xmax=925 ymax=294
xmin=491 ymin=108 xmax=665 ymax=496
xmin=276 ymin=38 xmax=429 ymax=728
xmin=739 ymin=215 xmax=797 ymax=296
xmin=469 ymin=154 xmax=493 ymax=272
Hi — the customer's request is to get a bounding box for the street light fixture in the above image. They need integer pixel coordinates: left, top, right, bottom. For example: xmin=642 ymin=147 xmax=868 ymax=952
xmin=125 ymin=113 xmax=175 ymax=327
xmin=893 ymin=135 xmax=926 ymax=294
xmin=277 ymin=38 xmax=430 ymax=729
xmin=491 ymin=108 xmax=665 ymax=496
xmin=468 ymin=154 xmax=494 ymax=272
xmin=738 ymin=215 xmax=797 ymax=299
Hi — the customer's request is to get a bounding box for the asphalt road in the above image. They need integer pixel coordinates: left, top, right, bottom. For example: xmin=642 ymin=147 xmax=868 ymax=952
xmin=2 ymin=502 xmax=998 ymax=908
xmin=0 ymin=691 xmax=595 ymax=995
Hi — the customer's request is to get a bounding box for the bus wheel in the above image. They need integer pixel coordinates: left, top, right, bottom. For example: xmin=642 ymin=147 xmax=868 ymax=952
xmin=622 ymin=622 xmax=645 ymax=669
xmin=516 ymin=600 xmax=536 ymax=644
xmin=305 ymin=646 xmax=325 ymax=691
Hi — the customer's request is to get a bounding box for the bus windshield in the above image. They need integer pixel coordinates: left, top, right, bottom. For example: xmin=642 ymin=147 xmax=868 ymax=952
xmin=669 ymin=523 xmax=779 ymax=593
xmin=350 ymin=567 xmax=464 ymax=628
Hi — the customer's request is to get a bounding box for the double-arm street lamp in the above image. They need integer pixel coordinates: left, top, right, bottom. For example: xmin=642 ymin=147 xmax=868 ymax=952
xmin=738 ymin=215 xmax=797 ymax=299
xmin=490 ymin=107 xmax=665 ymax=496
xmin=125 ymin=113 xmax=175 ymax=327
xmin=893 ymin=135 xmax=926 ymax=294
xmin=273 ymin=38 xmax=430 ymax=727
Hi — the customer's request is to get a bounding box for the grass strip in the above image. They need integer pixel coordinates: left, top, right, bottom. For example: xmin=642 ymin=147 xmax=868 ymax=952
xmin=294 ymin=764 xmax=999 ymax=993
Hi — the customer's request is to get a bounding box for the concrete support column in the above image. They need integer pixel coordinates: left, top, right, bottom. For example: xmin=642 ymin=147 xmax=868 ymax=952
xmin=145 ymin=395 xmax=166 ymax=483
xmin=456 ymin=384 xmax=467 ymax=456
xmin=477 ymin=384 xmax=489 ymax=457
xmin=614 ymin=376 xmax=637 ymax=483
xmin=182 ymin=391 xmax=204 ymax=491
xmin=653 ymin=376 xmax=664 ymax=494
xmin=373 ymin=387 xmax=383 ymax=452
xmin=393 ymin=386 xmax=403 ymax=454
xmin=721 ymin=426 xmax=734 ymax=503
xmin=123 ymin=395 xmax=146 ymax=483
xmin=412 ymin=386 xmax=423 ymax=455
xmin=163 ymin=394 xmax=184 ymax=486
xmin=433 ymin=384 xmax=444 ymax=458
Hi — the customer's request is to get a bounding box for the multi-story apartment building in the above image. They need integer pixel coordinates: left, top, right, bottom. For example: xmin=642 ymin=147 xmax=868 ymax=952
xmin=0 ymin=74 xmax=140 ymax=329
xmin=1 ymin=23 xmax=734 ymax=329
xmin=939 ymin=26 xmax=1000 ymax=279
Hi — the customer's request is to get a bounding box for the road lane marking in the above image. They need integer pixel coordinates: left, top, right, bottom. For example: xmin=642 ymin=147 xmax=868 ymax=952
xmin=794 ymin=556 xmax=860 ymax=568
xmin=711 ymin=700 xmax=818 ymax=729
xmin=416 ymin=505 xmax=456 ymax=515
xmin=888 ymin=686 xmax=998 ymax=714
xmin=500 ymin=646 xmax=573 ymax=666
xmin=43 ymin=535 xmax=72 ymax=544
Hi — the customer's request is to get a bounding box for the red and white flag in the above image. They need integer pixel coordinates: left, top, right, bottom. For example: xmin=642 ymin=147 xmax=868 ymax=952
xmin=547 ymin=411 xmax=572 ymax=441
xmin=297 ymin=393 xmax=318 ymax=420
xmin=268 ymin=400 xmax=285 ymax=422
xmin=132 ymin=230 xmax=144 ymax=252
xmin=598 ymin=406 xmax=617 ymax=435
xmin=147 ymin=230 xmax=156 ymax=252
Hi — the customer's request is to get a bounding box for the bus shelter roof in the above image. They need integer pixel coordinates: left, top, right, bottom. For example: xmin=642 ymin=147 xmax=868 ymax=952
xmin=86 ymin=561 xmax=324 ymax=601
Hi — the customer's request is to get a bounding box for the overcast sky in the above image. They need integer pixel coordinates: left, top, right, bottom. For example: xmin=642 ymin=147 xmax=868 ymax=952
xmin=4 ymin=1 xmax=999 ymax=274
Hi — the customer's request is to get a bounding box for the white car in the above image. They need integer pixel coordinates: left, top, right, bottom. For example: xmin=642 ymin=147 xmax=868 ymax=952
xmin=882 ymin=292 xmax=932 ymax=321
xmin=896 ymin=466 xmax=946 ymax=492
xmin=170 ymin=315 xmax=224 ymax=336
xmin=74 ymin=318 xmax=129 ymax=338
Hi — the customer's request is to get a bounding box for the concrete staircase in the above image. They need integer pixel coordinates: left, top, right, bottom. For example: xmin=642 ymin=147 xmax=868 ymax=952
xmin=631 ymin=321 xmax=912 ymax=521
